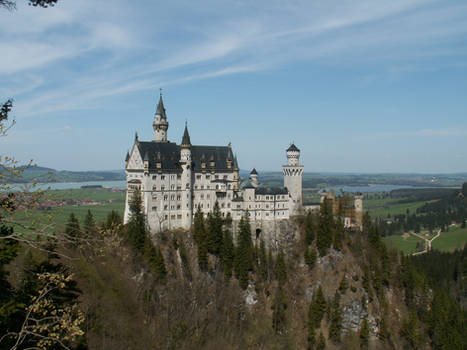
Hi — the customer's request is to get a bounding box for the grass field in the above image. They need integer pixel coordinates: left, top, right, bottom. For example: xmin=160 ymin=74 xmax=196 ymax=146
xmin=383 ymin=234 xmax=425 ymax=255
xmin=365 ymin=198 xmax=426 ymax=218
xmin=12 ymin=188 xmax=125 ymax=233
xmin=384 ymin=226 xmax=467 ymax=255
xmin=431 ymin=226 xmax=467 ymax=252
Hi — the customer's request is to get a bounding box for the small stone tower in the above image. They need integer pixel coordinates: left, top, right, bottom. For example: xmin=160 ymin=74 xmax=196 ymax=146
xmin=354 ymin=193 xmax=364 ymax=228
xmin=283 ymin=143 xmax=304 ymax=215
xmin=180 ymin=122 xmax=193 ymax=229
xmin=250 ymin=168 xmax=259 ymax=188
xmin=153 ymin=93 xmax=169 ymax=142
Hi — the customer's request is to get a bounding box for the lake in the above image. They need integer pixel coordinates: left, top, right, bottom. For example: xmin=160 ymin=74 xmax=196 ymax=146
xmin=8 ymin=181 xmax=428 ymax=193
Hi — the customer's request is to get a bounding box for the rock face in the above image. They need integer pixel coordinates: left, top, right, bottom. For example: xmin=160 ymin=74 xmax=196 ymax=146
xmin=245 ymin=283 xmax=258 ymax=307
xmin=341 ymin=300 xmax=379 ymax=336
xmin=341 ymin=299 xmax=367 ymax=333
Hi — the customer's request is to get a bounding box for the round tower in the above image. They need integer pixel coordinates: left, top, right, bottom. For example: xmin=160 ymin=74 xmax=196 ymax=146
xmin=283 ymin=143 xmax=304 ymax=216
xmin=250 ymin=168 xmax=259 ymax=188
xmin=354 ymin=193 xmax=364 ymax=229
xmin=180 ymin=122 xmax=193 ymax=229
xmin=153 ymin=93 xmax=169 ymax=142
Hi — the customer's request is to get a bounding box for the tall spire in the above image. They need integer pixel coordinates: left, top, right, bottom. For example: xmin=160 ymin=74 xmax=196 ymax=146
xmin=155 ymin=92 xmax=167 ymax=120
xmin=153 ymin=90 xmax=169 ymax=142
xmin=181 ymin=121 xmax=191 ymax=146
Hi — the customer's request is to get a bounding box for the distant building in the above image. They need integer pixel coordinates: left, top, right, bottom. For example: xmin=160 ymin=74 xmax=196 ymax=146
xmin=319 ymin=190 xmax=364 ymax=229
xmin=123 ymin=94 xmax=304 ymax=236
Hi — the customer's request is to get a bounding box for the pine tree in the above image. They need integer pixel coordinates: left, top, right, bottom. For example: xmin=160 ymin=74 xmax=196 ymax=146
xmin=104 ymin=210 xmax=122 ymax=230
xmin=305 ymin=246 xmax=317 ymax=268
xmin=275 ymin=249 xmax=287 ymax=285
xmin=305 ymin=211 xmax=315 ymax=245
xmin=221 ymin=229 xmax=234 ymax=280
xmin=83 ymin=209 xmax=96 ymax=236
xmin=316 ymin=332 xmax=326 ymax=350
xmin=144 ymin=241 xmax=167 ymax=284
xmin=328 ymin=291 xmax=342 ymax=342
xmin=258 ymin=239 xmax=268 ymax=281
xmin=193 ymin=205 xmax=204 ymax=245
xmin=307 ymin=328 xmax=316 ymax=350
xmin=317 ymin=199 xmax=333 ymax=256
xmin=338 ymin=276 xmax=348 ymax=293
xmin=65 ymin=212 xmax=81 ymax=241
xmin=309 ymin=286 xmax=327 ymax=330
xmin=359 ymin=317 xmax=369 ymax=350
xmin=271 ymin=287 xmax=287 ymax=334
xmin=193 ymin=206 xmax=209 ymax=271
xmin=234 ymin=212 xmax=253 ymax=289
xmin=127 ymin=189 xmax=147 ymax=254
xmin=207 ymin=201 xmax=223 ymax=255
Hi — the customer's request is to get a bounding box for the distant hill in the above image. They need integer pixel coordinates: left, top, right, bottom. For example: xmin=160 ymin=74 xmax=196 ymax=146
xmin=12 ymin=165 xmax=125 ymax=183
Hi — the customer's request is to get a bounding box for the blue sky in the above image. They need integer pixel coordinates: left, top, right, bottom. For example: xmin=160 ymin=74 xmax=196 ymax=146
xmin=1 ymin=0 xmax=467 ymax=173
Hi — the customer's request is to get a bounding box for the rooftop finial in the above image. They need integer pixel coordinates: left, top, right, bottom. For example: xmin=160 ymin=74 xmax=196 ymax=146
xmin=160 ymin=87 xmax=163 ymax=97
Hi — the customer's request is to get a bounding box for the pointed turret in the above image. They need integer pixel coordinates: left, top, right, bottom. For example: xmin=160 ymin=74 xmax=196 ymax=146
xmin=125 ymin=150 xmax=130 ymax=162
xmin=250 ymin=168 xmax=259 ymax=188
xmin=153 ymin=91 xmax=169 ymax=142
xmin=155 ymin=94 xmax=167 ymax=120
xmin=181 ymin=121 xmax=191 ymax=147
xmin=135 ymin=132 xmax=139 ymax=143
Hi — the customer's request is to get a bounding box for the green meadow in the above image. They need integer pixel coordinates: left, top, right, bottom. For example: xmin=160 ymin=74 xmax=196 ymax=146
xmin=12 ymin=188 xmax=125 ymax=233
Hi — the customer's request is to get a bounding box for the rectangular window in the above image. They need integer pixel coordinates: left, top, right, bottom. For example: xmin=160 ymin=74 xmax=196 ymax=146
xmin=152 ymin=175 xmax=157 ymax=180
xmin=171 ymin=215 xmax=175 ymax=220
xmin=196 ymin=175 xmax=201 ymax=179
xmin=161 ymin=175 xmax=165 ymax=180
xmin=152 ymin=206 xmax=157 ymax=211
xmin=177 ymin=214 xmax=182 ymax=219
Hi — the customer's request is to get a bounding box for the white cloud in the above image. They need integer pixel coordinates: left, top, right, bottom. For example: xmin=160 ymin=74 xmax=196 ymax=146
xmin=2 ymin=0 xmax=467 ymax=118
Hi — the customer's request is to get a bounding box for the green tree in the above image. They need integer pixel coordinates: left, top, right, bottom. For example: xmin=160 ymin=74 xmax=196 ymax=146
xmin=103 ymin=210 xmax=122 ymax=231
xmin=65 ymin=213 xmax=81 ymax=241
xmin=308 ymin=286 xmax=327 ymax=330
xmin=328 ymin=291 xmax=342 ymax=342
xmin=144 ymin=241 xmax=167 ymax=284
xmin=316 ymin=332 xmax=326 ymax=350
xmin=305 ymin=211 xmax=315 ymax=245
xmin=83 ymin=209 xmax=96 ymax=237
xmin=193 ymin=206 xmax=209 ymax=271
xmin=359 ymin=317 xmax=369 ymax=350
xmin=127 ymin=189 xmax=147 ymax=254
xmin=258 ymin=239 xmax=268 ymax=281
xmin=271 ymin=287 xmax=287 ymax=334
xmin=234 ymin=212 xmax=253 ymax=289
xmin=317 ymin=199 xmax=333 ymax=256
xmin=221 ymin=229 xmax=234 ymax=280
xmin=305 ymin=246 xmax=317 ymax=269
xmin=206 ymin=201 xmax=223 ymax=255
xmin=275 ymin=249 xmax=287 ymax=285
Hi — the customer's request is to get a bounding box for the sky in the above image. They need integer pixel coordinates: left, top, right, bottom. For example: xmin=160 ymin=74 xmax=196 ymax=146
xmin=1 ymin=0 xmax=467 ymax=173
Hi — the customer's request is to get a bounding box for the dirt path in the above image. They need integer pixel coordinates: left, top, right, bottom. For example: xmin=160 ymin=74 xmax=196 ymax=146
xmin=411 ymin=229 xmax=441 ymax=256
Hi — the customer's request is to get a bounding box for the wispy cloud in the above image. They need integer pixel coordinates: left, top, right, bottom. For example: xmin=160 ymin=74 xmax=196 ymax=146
xmin=2 ymin=0 xmax=467 ymax=119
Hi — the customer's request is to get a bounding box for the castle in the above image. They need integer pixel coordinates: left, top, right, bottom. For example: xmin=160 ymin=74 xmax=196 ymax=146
xmin=123 ymin=94 xmax=304 ymax=235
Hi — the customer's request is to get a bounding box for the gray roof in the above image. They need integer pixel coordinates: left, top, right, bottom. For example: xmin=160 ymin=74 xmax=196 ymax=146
xmin=155 ymin=95 xmax=167 ymax=119
xmin=255 ymin=187 xmax=289 ymax=195
xmin=250 ymin=168 xmax=258 ymax=175
xmin=287 ymin=143 xmax=299 ymax=152
xmin=136 ymin=141 xmax=234 ymax=172
xmin=181 ymin=123 xmax=191 ymax=146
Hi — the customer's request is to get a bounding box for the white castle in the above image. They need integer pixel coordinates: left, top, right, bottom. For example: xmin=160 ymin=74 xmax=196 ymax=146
xmin=123 ymin=94 xmax=304 ymax=235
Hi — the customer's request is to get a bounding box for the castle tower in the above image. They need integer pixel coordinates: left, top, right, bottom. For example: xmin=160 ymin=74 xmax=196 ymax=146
xmin=283 ymin=143 xmax=304 ymax=215
xmin=153 ymin=93 xmax=169 ymax=142
xmin=354 ymin=193 xmax=364 ymax=228
xmin=250 ymin=168 xmax=259 ymax=188
xmin=180 ymin=122 xmax=193 ymax=229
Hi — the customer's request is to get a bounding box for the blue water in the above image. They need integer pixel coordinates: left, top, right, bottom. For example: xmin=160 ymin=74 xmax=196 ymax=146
xmin=324 ymin=185 xmax=418 ymax=193
xmin=7 ymin=181 xmax=421 ymax=193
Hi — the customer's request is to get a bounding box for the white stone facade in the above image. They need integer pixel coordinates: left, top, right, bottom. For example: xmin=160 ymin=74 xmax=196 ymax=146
xmin=123 ymin=95 xmax=304 ymax=234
